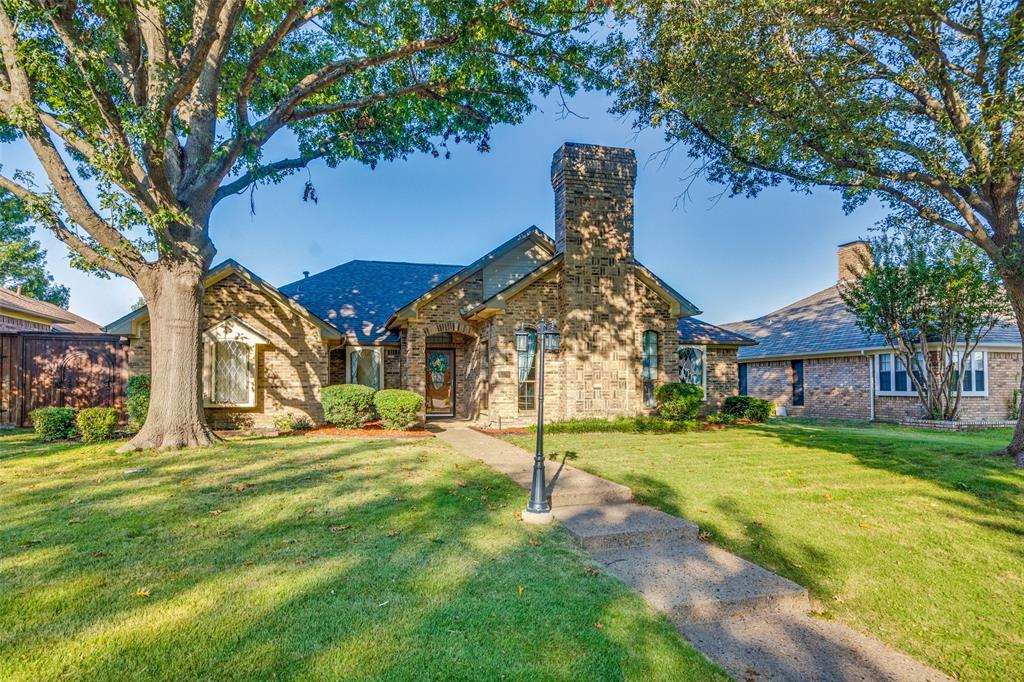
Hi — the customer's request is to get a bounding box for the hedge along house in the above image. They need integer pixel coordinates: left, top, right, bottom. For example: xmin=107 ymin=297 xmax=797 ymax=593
xmin=724 ymin=241 xmax=1024 ymax=425
xmin=107 ymin=143 xmax=753 ymax=428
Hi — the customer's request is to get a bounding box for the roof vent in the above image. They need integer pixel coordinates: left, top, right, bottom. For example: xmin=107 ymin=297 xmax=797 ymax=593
xmin=302 ymin=271 xmax=310 ymax=279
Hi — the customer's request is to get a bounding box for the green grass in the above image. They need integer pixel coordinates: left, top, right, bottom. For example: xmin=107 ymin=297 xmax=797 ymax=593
xmin=0 ymin=430 xmax=725 ymax=681
xmin=509 ymin=419 xmax=1024 ymax=682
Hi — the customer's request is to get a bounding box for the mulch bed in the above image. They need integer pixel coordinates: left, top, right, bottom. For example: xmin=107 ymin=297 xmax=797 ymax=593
xmin=305 ymin=422 xmax=433 ymax=439
xmin=471 ymin=426 xmax=531 ymax=436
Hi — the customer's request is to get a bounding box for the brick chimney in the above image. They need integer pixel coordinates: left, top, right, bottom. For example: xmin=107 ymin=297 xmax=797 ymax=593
xmin=837 ymin=240 xmax=871 ymax=281
xmin=551 ymin=143 xmax=637 ymax=418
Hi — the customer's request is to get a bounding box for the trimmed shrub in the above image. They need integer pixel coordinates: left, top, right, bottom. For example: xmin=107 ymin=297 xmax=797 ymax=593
xmin=534 ymin=416 xmax=699 ymax=434
xmin=374 ymin=389 xmax=424 ymax=430
xmin=320 ymin=384 xmax=376 ymax=428
xmin=723 ymin=396 xmax=774 ymax=422
xmin=76 ymin=407 xmax=120 ymax=443
xmin=29 ymin=407 xmax=78 ymax=442
xmin=655 ymin=382 xmax=704 ymax=421
xmin=125 ymin=374 xmax=150 ymax=431
xmin=272 ymin=412 xmax=313 ymax=432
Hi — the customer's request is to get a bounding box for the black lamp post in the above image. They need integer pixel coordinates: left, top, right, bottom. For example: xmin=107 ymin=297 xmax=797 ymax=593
xmin=516 ymin=320 xmax=560 ymax=522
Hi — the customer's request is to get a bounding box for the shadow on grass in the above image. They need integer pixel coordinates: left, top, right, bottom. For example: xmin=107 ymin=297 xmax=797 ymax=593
xmin=748 ymin=419 xmax=1023 ymax=513
xmin=0 ymin=433 xmax=723 ymax=681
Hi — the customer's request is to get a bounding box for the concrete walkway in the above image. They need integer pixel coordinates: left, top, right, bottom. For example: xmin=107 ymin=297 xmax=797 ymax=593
xmin=433 ymin=423 xmax=951 ymax=682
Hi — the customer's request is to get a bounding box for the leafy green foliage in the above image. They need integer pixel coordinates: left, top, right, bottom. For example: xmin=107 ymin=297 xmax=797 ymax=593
xmin=722 ymin=396 xmax=774 ymax=423
xmin=704 ymin=412 xmax=737 ymax=426
xmin=0 ymin=191 xmax=69 ymax=307
xmin=29 ymin=407 xmax=78 ymax=441
xmin=271 ymin=411 xmax=313 ymax=431
xmin=839 ymin=231 xmax=1010 ymax=420
xmin=655 ymin=382 xmax=704 ymax=421
xmin=373 ymin=389 xmax=424 ymax=430
xmin=125 ymin=375 xmax=150 ymax=432
xmin=320 ymin=384 xmax=377 ymax=428
xmin=76 ymin=407 xmax=120 ymax=443
xmin=532 ymin=416 xmax=700 ymax=434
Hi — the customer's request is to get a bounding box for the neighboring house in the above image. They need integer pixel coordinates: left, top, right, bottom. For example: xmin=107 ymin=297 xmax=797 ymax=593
xmin=724 ymin=241 xmax=1023 ymax=424
xmin=107 ymin=143 xmax=753 ymax=429
xmin=0 ymin=285 xmax=103 ymax=333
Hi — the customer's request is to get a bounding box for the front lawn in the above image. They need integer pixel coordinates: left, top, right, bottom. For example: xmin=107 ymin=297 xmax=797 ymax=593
xmin=0 ymin=431 xmax=725 ymax=681
xmin=509 ymin=420 xmax=1024 ymax=682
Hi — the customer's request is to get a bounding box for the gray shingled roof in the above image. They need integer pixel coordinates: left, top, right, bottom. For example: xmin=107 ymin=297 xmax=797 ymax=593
xmin=725 ymin=285 xmax=1022 ymax=360
xmin=280 ymin=260 xmax=462 ymax=343
xmin=0 ymin=285 xmax=103 ymax=334
xmin=678 ymin=317 xmax=756 ymax=346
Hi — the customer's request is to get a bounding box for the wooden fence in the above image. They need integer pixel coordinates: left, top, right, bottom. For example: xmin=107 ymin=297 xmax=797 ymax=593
xmin=0 ymin=332 xmax=129 ymax=428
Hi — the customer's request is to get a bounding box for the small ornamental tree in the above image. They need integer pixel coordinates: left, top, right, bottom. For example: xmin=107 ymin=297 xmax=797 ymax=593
xmin=840 ymin=231 xmax=1010 ymax=420
xmin=0 ymin=0 xmax=608 ymax=451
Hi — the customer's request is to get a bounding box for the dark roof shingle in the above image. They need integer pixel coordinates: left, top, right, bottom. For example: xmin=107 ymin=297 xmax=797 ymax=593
xmin=725 ymin=285 xmax=1022 ymax=360
xmin=677 ymin=317 xmax=756 ymax=346
xmin=280 ymin=260 xmax=462 ymax=343
xmin=0 ymin=286 xmax=103 ymax=333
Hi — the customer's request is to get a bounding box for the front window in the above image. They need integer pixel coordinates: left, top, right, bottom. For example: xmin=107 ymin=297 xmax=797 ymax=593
xmin=213 ymin=340 xmax=251 ymax=404
xmin=955 ymin=350 xmax=987 ymax=395
xmin=642 ymin=331 xmax=659 ymax=407
xmin=517 ymin=329 xmax=537 ymax=410
xmin=678 ymin=345 xmax=706 ymax=392
xmin=876 ymin=352 xmax=926 ymax=395
xmin=348 ymin=348 xmax=381 ymax=389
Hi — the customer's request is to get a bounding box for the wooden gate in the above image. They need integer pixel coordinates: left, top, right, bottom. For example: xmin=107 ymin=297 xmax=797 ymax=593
xmin=0 ymin=333 xmax=128 ymax=427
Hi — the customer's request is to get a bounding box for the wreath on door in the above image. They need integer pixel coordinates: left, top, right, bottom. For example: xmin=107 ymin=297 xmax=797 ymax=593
xmin=428 ymin=352 xmax=449 ymax=390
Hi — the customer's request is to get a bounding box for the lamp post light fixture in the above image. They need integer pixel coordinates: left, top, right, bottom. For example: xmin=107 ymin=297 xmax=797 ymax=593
xmin=516 ymin=320 xmax=560 ymax=524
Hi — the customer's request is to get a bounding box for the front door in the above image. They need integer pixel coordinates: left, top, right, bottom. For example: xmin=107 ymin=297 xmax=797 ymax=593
xmin=425 ymin=350 xmax=455 ymax=417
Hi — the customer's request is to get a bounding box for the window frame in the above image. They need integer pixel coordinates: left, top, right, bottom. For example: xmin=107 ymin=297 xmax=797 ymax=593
xmin=517 ymin=328 xmax=538 ymax=411
xmin=738 ymin=363 xmax=748 ymax=397
xmin=642 ymin=330 xmax=660 ymax=407
xmin=791 ymin=359 xmax=804 ymax=406
xmin=202 ymin=317 xmax=266 ymax=409
xmin=345 ymin=346 xmax=383 ymax=390
xmin=954 ymin=350 xmax=989 ymax=397
xmin=874 ymin=351 xmax=927 ymax=397
xmin=678 ymin=344 xmax=708 ymax=401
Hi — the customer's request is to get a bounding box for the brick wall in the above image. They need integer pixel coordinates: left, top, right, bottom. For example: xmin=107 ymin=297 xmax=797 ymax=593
xmin=128 ymin=272 xmax=331 ymax=428
xmin=744 ymin=351 xmax=1021 ymax=422
xmin=703 ymin=347 xmax=739 ymax=415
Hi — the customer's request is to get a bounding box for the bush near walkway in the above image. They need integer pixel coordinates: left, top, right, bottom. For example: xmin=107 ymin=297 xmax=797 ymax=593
xmin=0 ymin=430 xmax=725 ymax=681
xmin=508 ymin=420 xmax=1024 ymax=681
xmin=374 ymin=389 xmax=424 ymax=430
xmin=320 ymin=384 xmax=377 ymax=428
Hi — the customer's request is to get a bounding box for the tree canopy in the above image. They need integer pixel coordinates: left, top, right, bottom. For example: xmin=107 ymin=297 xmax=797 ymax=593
xmin=0 ymin=190 xmax=69 ymax=306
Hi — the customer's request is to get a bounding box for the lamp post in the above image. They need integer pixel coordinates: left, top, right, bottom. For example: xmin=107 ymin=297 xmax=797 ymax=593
xmin=516 ymin=320 xmax=560 ymax=524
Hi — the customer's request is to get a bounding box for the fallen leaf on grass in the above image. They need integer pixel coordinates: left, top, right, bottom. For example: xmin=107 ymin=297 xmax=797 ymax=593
xmin=447 ymin=489 xmax=459 ymax=496
xmin=516 ymin=585 xmax=525 ymax=596
xmin=486 ymin=504 xmax=497 ymax=511
xmin=480 ymin=495 xmax=488 ymax=500
xmin=385 ymin=529 xmax=400 ymax=537
xmin=697 ymin=530 xmax=712 ymax=542
xmin=180 ymin=478 xmax=194 ymax=486
xmin=333 ymin=474 xmax=345 ymax=481
xmin=90 ymin=550 xmax=107 ymax=558
xmin=243 ymin=560 xmax=255 ymax=566
xmin=822 ymin=493 xmax=833 ymax=501
xmin=514 ymin=511 xmax=523 ymax=521
xmin=858 ymin=522 xmax=871 ymax=529
xmin=456 ymin=481 xmax=468 ymax=488
xmin=392 ymin=496 xmax=407 ymax=502
xmin=136 ymin=587 xmax=151 ymax=598
xmin=594 ymin=622 xmax=604 ymax=629
xmin=583 ymin=566 xmax=599 ymax=577
xmin=209 ymin=509 xmax=224 ymax=516
xmin=528 ymin=539 xmax=542 ymax=547
xmin=329 ymin=525 xmax=351 ymax=533
xmin=68 ymin=517 xmax=83 ymax=525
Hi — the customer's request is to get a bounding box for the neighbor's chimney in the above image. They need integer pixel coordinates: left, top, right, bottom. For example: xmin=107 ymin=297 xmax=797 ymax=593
xmin=837 ymin=240 xmax=871 ymax=281
xmin=551 ymin=142 xmax=637 ymax=263
xmin=15 ymin=285 xmax=22 ymax=295
xmin=303 ymin=270 xmax=310 ymax=279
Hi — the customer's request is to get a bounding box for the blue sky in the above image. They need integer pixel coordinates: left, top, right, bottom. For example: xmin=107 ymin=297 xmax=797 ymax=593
xmin=2 ymin=88 xmax=887 ymax=326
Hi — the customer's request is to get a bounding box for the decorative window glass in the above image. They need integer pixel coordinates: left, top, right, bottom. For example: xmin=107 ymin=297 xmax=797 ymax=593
xmin=955 ymin=351 xmax=987 ymax=395
xmin=876 ymin=352 xmax=926 ymax=395
xmin=517 ymin=330 xmax=537 ymax=410
xmin=678 ymin=345 xmax=706 ymax=395
xmin=642 ymin=331 xmax=659 ymax=407
xmin=202 ymin=317 xmax=266 ymax=408
xmin=348 ymin=348 xmax=381 ymax=389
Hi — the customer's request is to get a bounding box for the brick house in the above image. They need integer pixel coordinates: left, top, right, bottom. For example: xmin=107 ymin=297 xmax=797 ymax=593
xmin=724 ymin=242 xmax=1023 ymax=424
xmin=107 ymin=143 xmax=753 ymax=428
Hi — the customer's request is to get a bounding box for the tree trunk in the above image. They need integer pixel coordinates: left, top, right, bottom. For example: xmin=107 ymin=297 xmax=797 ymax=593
xmin=118 ymin=261 xmax=218 ymax=452
xmin=1000 ymin=271 xmax=1024 ymax=467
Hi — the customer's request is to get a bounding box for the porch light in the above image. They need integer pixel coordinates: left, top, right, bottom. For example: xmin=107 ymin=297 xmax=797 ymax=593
xmin=522 ymin=319 xmax=560 ymax=525
xmin=514 ymin=327 xmax=531 ymax=353
xmin=543 ymin=328 xmax=561 ymax=353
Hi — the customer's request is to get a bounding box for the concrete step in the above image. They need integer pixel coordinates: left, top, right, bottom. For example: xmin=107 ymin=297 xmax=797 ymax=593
xmin=592 ymin=540 xmax=810 ymax=623
xmin=553 ymin=503 xmax=698 ymax=552
xmin=679 ymin=611 xmax=954 ymax=682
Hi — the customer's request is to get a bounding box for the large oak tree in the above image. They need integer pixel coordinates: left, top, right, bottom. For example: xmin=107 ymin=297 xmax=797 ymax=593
xmin=0 ymin=0 xmax=608 ymax=450
xmin=615 ymin=0 xmax=1024 ymax=465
